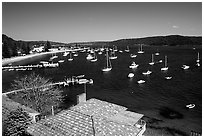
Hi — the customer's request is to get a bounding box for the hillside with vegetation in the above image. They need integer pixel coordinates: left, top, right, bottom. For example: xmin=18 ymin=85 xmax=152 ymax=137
xmin=2 ymin=34 xmax=202 ymax=58
xmin=109 ymin=35 xmax=202 ymax=47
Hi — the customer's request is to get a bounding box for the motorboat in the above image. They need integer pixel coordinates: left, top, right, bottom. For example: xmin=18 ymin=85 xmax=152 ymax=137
xmin=98 ymin=51 xmax=102 ymax=55
xmin=58 ymin=60 xmax=65 ymax=63
xmin=155 ymin=49 xmax=160 ymax=56
xmin=196 ymin=62 xmax=200 ymax=67
xmin=128 ymin=73 xmax=134 ymax=78
xmin=137 ymin=80 xmax=145 ymax=84
xmin=86 ymin=54 xmax=94 ymax=60
xmin=130 ymin=54 xmax=137 ymax=58
xmin=142 ymin=70 xmax=152 ymax=75
xmin=186 ymin=104 xmax=195 ymax=109
xmin=181 ymin=65 xmax=190 ymax=70
xmin=73 ymin=53 xmax=78 ymax=57
xmin=129 ymin=62 xmax=139 ymax=69
xmin=165 ymin=76 xmax=172 ymax=80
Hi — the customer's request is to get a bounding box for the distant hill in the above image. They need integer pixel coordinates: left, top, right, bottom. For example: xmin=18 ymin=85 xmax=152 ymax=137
xmin=109 ymin=35 xmax=202 ymax=47
xmin=2 ymin=34 xmax=202 ymax=58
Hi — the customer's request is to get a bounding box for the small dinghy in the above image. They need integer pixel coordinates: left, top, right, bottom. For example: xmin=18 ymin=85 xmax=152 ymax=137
xmin=186 ymin=104 xmax=195 ymax=109
xmin=165 ymin=76 xmax=172 ymax=80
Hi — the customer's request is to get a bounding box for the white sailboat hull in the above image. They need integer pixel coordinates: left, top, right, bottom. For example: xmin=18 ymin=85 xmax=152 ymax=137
xmin=68 ymin=58 xmax=73 ymax=61
xmin=102 ymin=68 xmax=112 ymax=72
xmin=149 ymin=62 xmax=154 ymax=65
xmin=138 ymin=80 xmax=145 ymax=84
xmin=161 ymin=67 xmax=168 ymax=71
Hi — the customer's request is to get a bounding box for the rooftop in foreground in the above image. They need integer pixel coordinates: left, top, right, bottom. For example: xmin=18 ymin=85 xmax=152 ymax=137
xmin=27 ymin=98 xmax=146 ymax=136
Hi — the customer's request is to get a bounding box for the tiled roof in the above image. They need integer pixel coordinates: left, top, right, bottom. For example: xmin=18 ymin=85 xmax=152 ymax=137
xmin=27 ymin=109 xmax=94 ymax=136
xmin=27 ymin=98 xmax=145 ymax=136
xmin=71 ymin=98 xmax=127 ymax=119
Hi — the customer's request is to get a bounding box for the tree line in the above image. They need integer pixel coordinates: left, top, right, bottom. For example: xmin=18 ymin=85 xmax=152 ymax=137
xmin=2 ymin=34 xmax=53 ymax=58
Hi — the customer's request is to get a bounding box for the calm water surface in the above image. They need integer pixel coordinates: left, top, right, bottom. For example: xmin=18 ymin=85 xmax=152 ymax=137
xmin=2 ymin=45 xmax=202 ymax=134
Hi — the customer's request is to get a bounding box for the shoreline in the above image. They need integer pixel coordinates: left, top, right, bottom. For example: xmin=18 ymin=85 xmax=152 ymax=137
xmin=2 ymin=50 xmax=67 ymax=66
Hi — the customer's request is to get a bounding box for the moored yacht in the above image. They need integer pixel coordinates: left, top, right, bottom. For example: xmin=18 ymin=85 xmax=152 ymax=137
xmin=137 ymin=44 xmax=144 ymax=54
xmin=161 ymin=56 xmax=168 ymax=71
xmin=142 ymin=70 xmax=152 ymax=75
xmin=137 ymin=80 xmax=145 ymax=84
xmin=129 ymin=62 xmax=139 ymax=69
xmin=130 ymin=54 xmax=137 ymax=58
xmin=149 ymin=54 xmax=155 ymax=65
xmin=181 ymin=65 xmax=190 ymax=70
xmin=128 ymin=73 xmax=134 ymax=78
xmin=102 ymin=50 xmax=112 ymax=72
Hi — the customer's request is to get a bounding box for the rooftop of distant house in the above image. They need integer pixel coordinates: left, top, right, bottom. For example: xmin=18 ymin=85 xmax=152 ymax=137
xmin=27 ymin=98 xmax=146 ymax=136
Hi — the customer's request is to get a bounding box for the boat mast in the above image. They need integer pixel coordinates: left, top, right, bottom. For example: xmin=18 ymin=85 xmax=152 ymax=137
xmin=165 ymin=56 xmax=167 ymax=67
xmin=109 ymin=54 xmax=112 ymax=68
xmin=198 ymin=52 xmax=199 ymax=60
xmin=106 ymin=50 xmax=109 ymax=68
xmin=152 ymin=54 xmax=154 ymax=62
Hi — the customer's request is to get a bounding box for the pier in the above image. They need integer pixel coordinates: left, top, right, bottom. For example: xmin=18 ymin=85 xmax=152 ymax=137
xmin=2 ymin=76 xmax=93 ymax=96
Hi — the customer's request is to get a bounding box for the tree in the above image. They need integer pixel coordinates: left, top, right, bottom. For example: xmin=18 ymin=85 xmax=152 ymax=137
xmin=44 ymin=41 xmax=51 ymax=52
xmin=3 ymin=107 xmax=31 ymax=136
xmin=2 ymin=41 xmax=11 ymax=58
xmin=10 ymin=73 xmax=63 ymax=115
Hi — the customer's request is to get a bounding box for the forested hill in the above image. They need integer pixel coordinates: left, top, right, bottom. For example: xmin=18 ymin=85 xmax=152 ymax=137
xmin=109 ymin=35 xmax=202 ymax=47
xmin=2 ymin=34 xmax=202 ymax=58
xmin=2 ymin=34 xmax=65 ymax=58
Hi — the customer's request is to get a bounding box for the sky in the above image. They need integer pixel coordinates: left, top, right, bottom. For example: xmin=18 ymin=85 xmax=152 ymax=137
xmin=2 ymin=2 xmax=202 ymax=43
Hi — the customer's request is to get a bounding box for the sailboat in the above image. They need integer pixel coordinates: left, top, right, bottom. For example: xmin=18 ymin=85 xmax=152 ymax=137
xmin=137 ymin=44 xmax=144 ymax=54
xmin=196 ymin=52 xmax=200 ymax=63
xmin=90 ymin=52 xmax=98 ymax=62
xmin=102 ymin=50 xmax=112 ymax=72
xmin=109 ymin=50 xmax=117 ymax=60
xmin=125 ymin=46 xmax=130 ymax=52
xmin=161 ymin=56 xmax=168 ymax=71
xmin=114 ymin=45 xmax=118 ymax=52
xmin=68 ymin=52 xmax=73 ymax=61
xmin=149 ymin=54 xmax=155 ymax=65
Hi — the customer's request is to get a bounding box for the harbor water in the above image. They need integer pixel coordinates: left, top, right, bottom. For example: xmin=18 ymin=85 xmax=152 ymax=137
xmin=2 ymin=45 xmax=202 ymax=134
